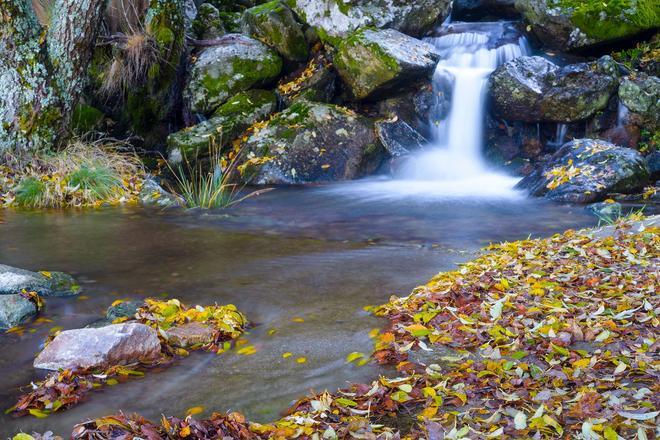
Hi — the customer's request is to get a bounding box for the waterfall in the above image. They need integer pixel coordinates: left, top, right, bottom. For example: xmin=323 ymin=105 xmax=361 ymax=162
xmin=400 ymin=24 xmax=530 ymax=184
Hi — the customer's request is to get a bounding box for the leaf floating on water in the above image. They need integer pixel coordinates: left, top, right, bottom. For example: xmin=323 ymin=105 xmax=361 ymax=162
xmin=186 ymin=406 xmax=204 ymax=416
xmin=296 ymin=357 xmax=307 ymax=364
xmin=291 ymin=317 xmax=305 ymax=323
xmin=282 ymin=352 xmax=293 ymax=359
xmin=345 ymin=352 xmax=365 ymax=363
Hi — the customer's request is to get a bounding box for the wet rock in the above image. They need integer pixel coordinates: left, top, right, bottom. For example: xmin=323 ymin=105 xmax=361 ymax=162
xmin=619 ymin=73 xmax=660 ymax=130
xmin=0 ymin=265 xmax=79 ymax=297
xmin=0 ymin=295 xmax=37 ymax=330
xmin=277 ymin=53 xmax=337 ymax=106
xmin=515 ymin=0 xmax=658 ymax=51
xmin=33 ymin=323 xmax=161 ymax=371
xmin=169 ymin=89 xmax=277 ymax=160
xmin=192 ymin=3 xmax=226 ymax=40
xmin=106 ymin=301 xmax=143 ymax=322
xmin=165 ymin=322 xmax=215 ymax=347
xmin=375 ymin=119 xmax=428 ymax=157
xmin=516 ymin=139 xmax=650 ymax=203
xmin=235 ymin=101 xmax=384 ymax=184
xmin=139 ymin=176 xmax=184 ymax=208
xmin=377 ymin=81 xmax=437 ymax=139
xmin=242 ymin=1 xmax=308 ymax=62
xmin=184 ymin=34 xmax=282 ymax=114
xmin=287 ymin=0 xmax=451 ymax=42
xmin=453 ymin=0 xmax=518 ymax=20
xmin=334 ymin=28 xmax=440 ymax=100
xmin=586 ymin=201 xmax=623 ymax=220
xmin=489 ymin=56 xmax=619 ymax=123
xmin=646 ymin=151 xmax=660 ymax=181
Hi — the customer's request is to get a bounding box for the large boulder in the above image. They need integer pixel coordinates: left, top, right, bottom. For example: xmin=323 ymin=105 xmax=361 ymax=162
xmin=169 ymin=89 xmax=277 ymax=161
xmin=334 ymin=28 xmax=440 ymax=100
xmin=184 ymin=34 xmax=282 ymax=114
xmin=619 ymin=73 xmax=660 ymax=130
xmin=192 ymin=3 xmax=226 ymax=40
xmin=33 ymin=323 xmax=162 ymax=371
xmin=516 ymin=139 xmax=650 ymax=203
xmin=241 ymin=1 xmax=308 ymax=62
xmin=377 ymin=81 xmax=437 ymax=139
xmin=489 ymin=56 xmax=619 ymax=123
xmin=515 ymin=0 xmax=659 ymax=51
xmin=0 ymin=295 xmax=37 ymax=330
xmin=0 ymin=264 xmax=78 ymax=297
xmin=286 ymin=0 xmax=451 ymax=42
xmin=235 ymin=101 xmax=384 ymax=184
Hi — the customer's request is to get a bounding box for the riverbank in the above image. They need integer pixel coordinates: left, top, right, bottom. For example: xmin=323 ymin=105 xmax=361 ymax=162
xmin=10 ymin=213 xmax=655 ymax=439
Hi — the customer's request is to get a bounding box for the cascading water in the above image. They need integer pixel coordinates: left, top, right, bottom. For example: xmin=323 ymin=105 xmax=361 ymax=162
xmin=329 ymin=22 xmax=531 ymax=200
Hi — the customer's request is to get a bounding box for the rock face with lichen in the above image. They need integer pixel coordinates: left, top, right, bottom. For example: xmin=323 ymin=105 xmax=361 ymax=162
xmin=184 ymin=34 xmax=282 ymax=114
xmin=0 ymin=295 xmax=37 ymax=330
xmin=515 ymin=0 xmax=659 ymax=51
xmin=334 ymin=28 xmax=440 ymax=100
xmin=241 ymin=0 xmax=308 ymax=62
xmin=192 ymin=3 xmax=226 ymax=39
xmin=286 ymin=0 xmax=451 ymax=43
xmin=276 ymin=53 xmax=337 ymax=106
xmin=489 ymin=56 xmax=619 ymax=123
xmin=618 ymin=73 xmax=660 ymax=130
xmin=235 ymin=101 xmax=384 ymax=184
xmin=168 ymin=89 xmax=277 ymax=160
xmin=516 ymin=139 xmax=650 ymax=203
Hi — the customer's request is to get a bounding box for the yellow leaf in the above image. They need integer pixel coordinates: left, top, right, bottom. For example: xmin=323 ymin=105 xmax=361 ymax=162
xmin=186 ymin=406 xmax=204 ymax=416
xmin=291 ymin=317 xmax=305 ymax=323
xmin=180 ymin=426 xmax=191 ymax=437
xmin=346 ymin=352 xmax=365 ymax=363
xmin=282 ymin=352 xmax=293 ymax=358
xmin=296 ymin=357 xmax=307 ymax=363
xmin=419 ymin=406 xmax=438 ymax=419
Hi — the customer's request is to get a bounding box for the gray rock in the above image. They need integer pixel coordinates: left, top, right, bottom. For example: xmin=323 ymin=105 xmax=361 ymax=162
xmin=277 ymin=53 xmax=337 ymax=107
xmin=286 ymin=0 xmax=451 ymax=41
xmin=489 ymin=56 xmax=619 ymax=123
xmin=0 ymin=264 xmax=79 ymax=297
xmin=586 ymin=201 xmax=623 ymax=220
xmin=516 ymin=139 xmax=650 ymax=203
xmin=515 ymin=0 xmax=658 ymax=51
xmin=165 ymin=322 xmax=215 ymax=347
xmin=0 ymin=294 xmax=37 ymax=330
xmin=646 ymin=151 xmax=660 ymax=181
xmin=619 ymin=73 xmax=660 ymax=130
xmin=376 ymin=119 xmax=428 ymax=157
xmin=106 ymin=301 xmax=143 ymax=322
xmin=169 ymin=89 xmax=278 ymax=161
xmin=184 ymin=34 xmax=282 ymax=114
xmin=34 ymin=323 xmax=161 ymax=371
xmin=453 ymin=0 xmax=518 ymax=19
xmin=192 ymin=3 xmax=226 ymax=40
xmin=334 ymin=28 xmax=440 ymax=100
xmin=139 ymin=176 xmax=184 ymax=208
xmin=241 ymin=0 xmax=308 ymax=62
xmin=234 ymin=101 xmax=385 ymax=184
xmin=377 ymin=81 xmax=437 ymax=139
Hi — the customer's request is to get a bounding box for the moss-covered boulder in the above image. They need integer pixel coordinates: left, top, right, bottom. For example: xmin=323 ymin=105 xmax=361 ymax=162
xmin=286 ymin=0 xmax=451 ymax=43
xmin=334 ymin=28 xmax=440 ymax=100
xmin=241 ymin=1 xmax=308 ymax=62
xmin=169 ymin=89 xmax=277 ymax=160
xmin=184 ymin=34 xmax=282 ymax=114
xmin=489 ymin=56 xmax=619 ymax=123
xmin=516 ymin=139 xmax=650 ymax=203
xmin=515 ymin=0 xmax=659 ymax=51
xmin=277 ymin=52 xmax=337 ymax=106
xmin=192 ymin=3 xmax=226 ymax=39
xmin=234 ymin=101 xmax=384 ymax=184
xmin=619 ymin=73 xmax=660 ymax=130
xmin=0 ymin=264 xmax=79 ymax=297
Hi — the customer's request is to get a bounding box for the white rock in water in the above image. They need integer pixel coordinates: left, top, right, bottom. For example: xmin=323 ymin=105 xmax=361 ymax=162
xmin=34 ymin=323 xmax=161 ymax=371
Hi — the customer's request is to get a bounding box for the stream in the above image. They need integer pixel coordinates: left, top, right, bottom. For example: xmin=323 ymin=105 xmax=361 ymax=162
xmin=0 ymin=187 xmax=598 ymax=437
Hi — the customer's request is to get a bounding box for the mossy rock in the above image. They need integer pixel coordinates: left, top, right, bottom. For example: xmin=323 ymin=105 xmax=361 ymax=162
xmin=241 ymin=0 xmax=308 ymax=62
xmin=0 ymin=295 xmax=37 ymax=330
xmin=277 ymin=53 xmax=337 ymax=106
xmin=72 ymin=103 xmax=105 ymax=133
xmin=619 ymin=73 xmax=660 ymax=130
xmin=489 ymin=56 xmax=619 ymax=123
xmin=193 ymin=3 xmax=226 ymax=39
xmin=184 ymin=34 xmax=282 ymax=114
xmin=0 ymin=264 xmax=79 ymax=297
xmin=286 ymin=0 xmax=451 ymax=43
xmin=516 ymin=139 xmax=650 ymax=203
xmin=334 ymin=28 xmax=440 ymax=100
xmin=234 ymin=101 xmax=385 ymax=184
xmin=515 ymin=0 xmax=660 ymax=51
xmin=169 ymin=89 xmax=277 ymax=160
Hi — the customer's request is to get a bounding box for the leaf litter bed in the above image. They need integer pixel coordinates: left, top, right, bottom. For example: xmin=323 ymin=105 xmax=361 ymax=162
xmin=12 ymin=217 xmax=659 ymax=439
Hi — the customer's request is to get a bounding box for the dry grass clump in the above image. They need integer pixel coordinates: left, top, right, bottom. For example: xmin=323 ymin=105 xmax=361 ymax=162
xmin=0 ymin=140 xmax=145 ymax=208
xmin=100 ymin=31 xmax=159 ymax=96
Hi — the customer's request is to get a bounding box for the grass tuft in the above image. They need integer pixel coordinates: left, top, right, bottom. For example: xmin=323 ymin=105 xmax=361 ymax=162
xmin=14 ymin=177 xmax=46 ymax=207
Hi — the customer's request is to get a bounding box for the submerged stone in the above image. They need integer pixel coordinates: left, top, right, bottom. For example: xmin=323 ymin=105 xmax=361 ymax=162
xmin=165 ymin=322 xmax=215 ymax=347
xmin=33 ymin=323 xmax=161 ymax=371
xmin=0 ymin=264 xmax=79 ymax=297
xmin=169 ymin=89 xmax=277 ymax=160
xmin=516 ymin=139 xmax=650 ymax=203
xmin=334 ymin=28 xmax=440 ymax=100
xmin=184 ymin=34 xmax=282 ymax=114
xmin=0 ymin=294 xmax=37 ymax=330
xmin=235 ymin=101 xmax=384 ymax=184
xmin=241 ymin=0 xmax=309 ymax=62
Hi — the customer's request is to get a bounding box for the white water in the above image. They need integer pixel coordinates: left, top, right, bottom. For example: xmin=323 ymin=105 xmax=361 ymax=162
xmin=332 ymin=23 xmax=531 ymax=201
